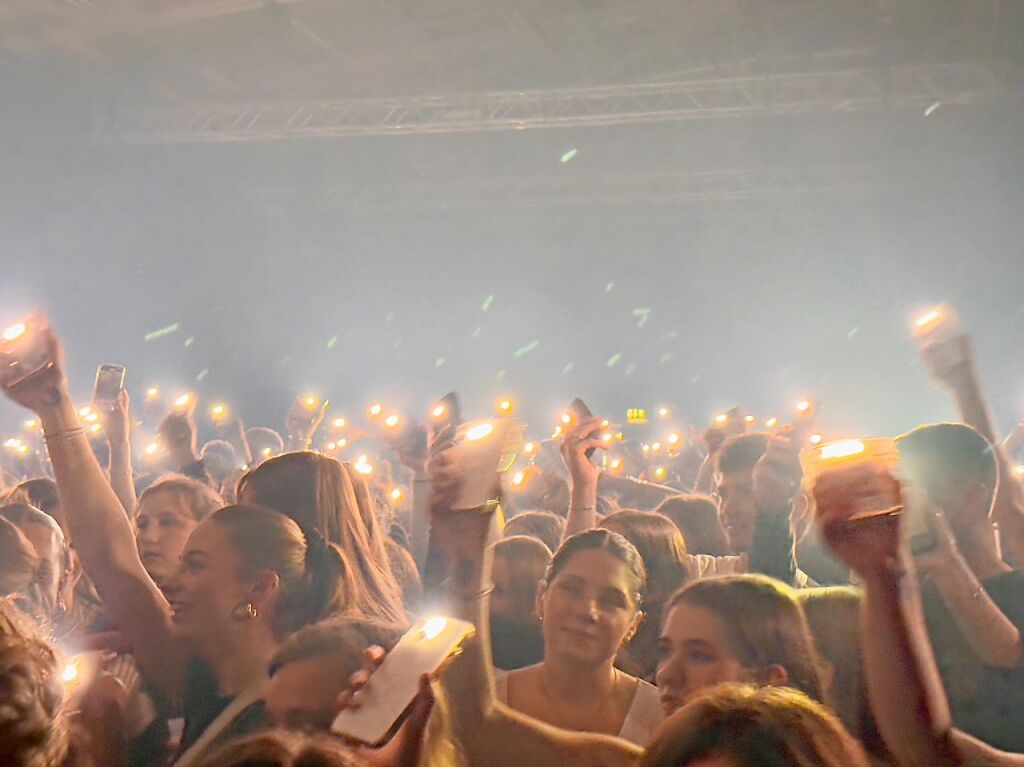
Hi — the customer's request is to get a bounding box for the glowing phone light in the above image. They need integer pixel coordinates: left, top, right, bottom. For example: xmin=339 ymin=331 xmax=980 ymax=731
xmin=560 ymin=413 xmax=572 ymax=425
xmin=819 ymin=439 xmax=866 ymax=460
xmin=523 ymin=441 xmax=536 ymax=456
xmin=4 ymin=438 xmax=20 ymax=450
xmin=796 ymin=400 xmax=811 ymax=413
xmin=654 ymin=466 xmax=667 ymax=479
xmin=79 ymin=406 xmax=93 ymax=418
xmin=915 ymin=309 xmax=942 ymax=328
xmin=336 ymin=438 xmax=347 ymax=449
xmin=744 ymin=415 xmax=756 ymax=425
xmin=1013 ymin=464 xmax=1024 ymax=478
xmin=174 ymin=394 xmax=191 ymax=408
xmin=354 ymin=455 xmax=373 ymax=475
xmin=145 ymin=387 xmax=160 ymax=399
xmin=23 ymin=419 xmax=38 ymax=430
xmin=2 ymin=323 xmax=26 ymax=342
xmin=421 ymin=617 xmax=447 ymax=641
xmin=497 ymin=398 xmax=514 ymax=415
xmin=326 ymin=442 xmax=337 ymax=451
xmin=368 ymin=404 xmax=383 ymax=418
xmin=651 ymin=442 xmax=662 ymax=452
xmin=390 ymin=488 xmax=404 ymax=502
xmin=89 ymin=423 xmax=102 ymax=434
xmin=210 ymin=404 xmax=226 ymax=420
xmin=667 ymin=433 xmax=680 ymax=446
xmin=766 ymin=417 xmax=779 ymax=428
xmin=642 ymin=444 xmax=650 ymax=453
xmin=145 ymin=442 xmax=159 ymax=456
xmin=552 ymin=426 xmax=563 ymax=438
xmin=261 ymin=447 xmax=273 ymax=458
xmin=332 ymin=417 xmax=346 ymax=429
xmin=714 ymin=413 xmax=728 ymax=424
xmin=466 ymin=422 xmax=494 ymax=441
xmin=602 ymin=432 xmax=613 ymax=443
xmin=431 ymin=404 xmax=446 ymax=419
xmin=609 ymin=458 xmax=623 ymax=471
xmin=62 ymin=662 xmax=79 ymax=684
xmin=384 ymin=414 xmax=400 ymax=429
xmin=16 ymin=443 xmax=30 ymax=454
xmin=512 ymin=470 xmax=526 ymax=486
xmin=657 ymin=407 xmax=670 ymax=418
xmin=809 ymin=433 xmax=824 ymax=446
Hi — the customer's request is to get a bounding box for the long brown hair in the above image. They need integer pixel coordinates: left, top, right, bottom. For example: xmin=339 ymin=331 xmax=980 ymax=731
xmin=599 ymin=511 xmax=688 ymax=606
xmin=237 ymin=453 xmax=404 ymax=623
xmin=667 ymin=575 xmax=825 ymax=703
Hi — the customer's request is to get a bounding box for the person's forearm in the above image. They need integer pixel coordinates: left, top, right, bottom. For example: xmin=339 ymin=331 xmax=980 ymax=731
xmin=107 ymin=437 xmax=137 ymax=515
xmin=991 ymin=446 xmax=1024 ymax=568
xmin=947 ymin=361 xmax=999 ymax=449
xmin=861 ymin=567 xmax=959 ymax=767
xmin=596 ymin=473 xmax=675 ymax=511
xmin=410 ymin=474 xmax=430 ymax=571
xmin=951 ymin=729 xmax=1024 ymax=766
xmin=747 ymin=504 xmax=796 ymax=584
xmin=564 ymin=478 xmax=599 ymax=541
xmin=930 ymin=563 xmax=1021 ymax=667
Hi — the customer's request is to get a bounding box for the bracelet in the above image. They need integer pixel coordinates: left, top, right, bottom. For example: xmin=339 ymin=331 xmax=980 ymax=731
xmin=43 ymin=427 xmax=85 ymax=442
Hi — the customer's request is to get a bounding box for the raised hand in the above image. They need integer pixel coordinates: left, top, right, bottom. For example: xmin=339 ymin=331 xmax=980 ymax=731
xmin=286 ymin=396 xmax=328 ymax=448
xmin=100 ymin=389 xmax=132 ymax=448
xmin=559 ymin=416 xmax=608 ymax=492
xmin=752 ymin=427 xmax=804 ymax=512
xmin=1 ymin=328 xmax=69 ymax=414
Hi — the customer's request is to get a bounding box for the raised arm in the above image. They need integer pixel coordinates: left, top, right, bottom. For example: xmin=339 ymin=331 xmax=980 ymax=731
xmin=2 ymin=332 xmax=185 ymax=699
xmin=427 ymin=446 xmax=641 ymax=767
xmin=561 ymin=417 xmax=609 ymax=541
xmin=102 ymin=388 xmax=137 ymax=515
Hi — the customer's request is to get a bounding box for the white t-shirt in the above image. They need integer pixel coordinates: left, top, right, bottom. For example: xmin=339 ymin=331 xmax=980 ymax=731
xmin=494 ymin=671 xmax=663 ymax=747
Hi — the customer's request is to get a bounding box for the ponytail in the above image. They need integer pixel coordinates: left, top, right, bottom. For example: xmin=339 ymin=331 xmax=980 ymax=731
xmin=209 ymin=506 xmax=349 ymax=637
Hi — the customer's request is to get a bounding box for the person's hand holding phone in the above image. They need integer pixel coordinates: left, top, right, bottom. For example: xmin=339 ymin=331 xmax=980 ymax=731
xmin=919 ymin=333 xmax=973 ymax=391
xmin=99 ymin=389 xmax=132 ymax=449
xmin=158 ymin=398 xmax=198 ymax=468
xmin=286 ymin=396 xmax=328 ymax=448
xmin=813 ymin=461 xmax=904 ymax=582
xmin=752 ymin=425 xmax=805 ymax=512
xmin=559 ymin=416 xmax=608 ymax=492
xmin=0 ymin=327 xmax=69 ymax=414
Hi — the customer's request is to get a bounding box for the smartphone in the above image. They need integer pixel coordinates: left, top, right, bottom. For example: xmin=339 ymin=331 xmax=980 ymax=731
xmin=331 ymin=617 xmax=475 ymax=745
xmin=569 ymin=397 xmax=597 ymax=459
xmin=430 ymin=391 xmax=463 ymax=442
xmin=93 ymin=364 xmax=126 ymax=404
xmin=911 ymin=304 xmax=961 ymax=345
xmin=0 ymin=316 xmax=53 ymax=388
xmin=448 ymin=418 xmax=521 ymax=508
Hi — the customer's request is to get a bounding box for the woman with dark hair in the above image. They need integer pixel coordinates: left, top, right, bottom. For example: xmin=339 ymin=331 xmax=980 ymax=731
xmin=1 ymin=329 xmax=350 ymax=767
xmin=655 ymin=574 xmax=826 ymax=719
xmin=238 ymin=452 xmax=405 ymax=624
xmin=494 ymin=528 xmax=662 ymax=746
xmin=653 ymin=494 xmax=729 ymax=557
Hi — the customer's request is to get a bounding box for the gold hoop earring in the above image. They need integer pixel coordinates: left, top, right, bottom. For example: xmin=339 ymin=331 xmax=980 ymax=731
xmin=232 ymin=602 xmax=259 ymax=621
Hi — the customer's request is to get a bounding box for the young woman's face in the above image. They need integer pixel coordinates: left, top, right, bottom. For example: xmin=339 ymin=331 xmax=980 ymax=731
xmin=656 ymin=603 xmax=746 ymax=717
xmin=161 ymin=520 xmax=254 ymax=641
xmin=538 ymin=548 xmax=639 ymax=667
xmin=135 ymin=490 xmax=199 ymax=584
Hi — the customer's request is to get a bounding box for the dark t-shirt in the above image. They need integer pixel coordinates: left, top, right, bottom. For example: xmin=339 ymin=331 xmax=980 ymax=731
xmin=175 ymin=659 xmax=267 ymax=760
xmin=490 ymin=617 xmax=545 ymax=671
xmin=923 ymin=569 xmax=1024 ymax=751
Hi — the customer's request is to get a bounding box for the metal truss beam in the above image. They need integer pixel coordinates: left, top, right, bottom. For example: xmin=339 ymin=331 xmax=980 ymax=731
xmin=303 ymin=160 xmax=984 ymax=211
xmin=94 ymin=61 xmax=1002 ymax=144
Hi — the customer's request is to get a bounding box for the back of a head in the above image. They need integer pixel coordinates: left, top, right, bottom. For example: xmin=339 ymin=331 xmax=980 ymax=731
xmin=655 ymin=494 xmax=730 ymax=557
xmin=503 ymin=510 xmax=565 ymax=554
xmin=137 ymin=474 xmax=223 ymax=524
xmin=0 ymin=504 xmax=68 ymax=572
xmin=196 ymin=729 xmax=367 ymax=767
xmin=599 ymin=510 xmax=689 ymax=603
xmin=238 ymin=453 xmax=404 ymax=624
xmin=0 ymin=598 xmax=69 ymax=767
xmin=492 ymin=535 xmax=552 ymax=621
xmin=245 ymin=427 xmax=285 ymax=458
xmin=669 ymin=574 xmax=824 ymax=703
xmin=896 ymin=422 xmax=998 ymax=511
xmin=716 ymin=433 xmax=771 ymax=475
xmin=210 ymin=505 xmax=350 ymax=636
xmin=200 ymin=440 xmax=241 ymax=480
xmin=11 ymin=479 xmax=59 ymax=520
xmin=641 ymin=683 xmax=869 ymax=767
xmin=270 ymin=616 xmax=405 ymax=680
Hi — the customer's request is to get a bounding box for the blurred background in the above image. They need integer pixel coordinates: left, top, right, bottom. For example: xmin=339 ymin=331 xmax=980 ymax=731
xmin=1 ymin=0 xmax=1022 ymax=438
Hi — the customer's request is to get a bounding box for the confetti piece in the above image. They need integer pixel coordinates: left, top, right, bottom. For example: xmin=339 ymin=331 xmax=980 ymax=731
xmin=632 ymin=308 xmax=651 ymax=328
xmin=435 ymin=357 xmax=446 ymax=367
xmin=625 ymin=363 xmax=636 ymax=377
xmin=386 ymin=312 xmax=395 ymax=323
xmin=605 ymin=281 xmax=615 ymax=293
xmin=924 ymin=101 xmax=941 ymax=117
xmin=326 ymin=335 xmax=339 ymax=349
xmin=196 ymin=368 xmax=209 ymax=382
xmin=514 ymin=340 xmax=540 ymax=358
xmin=560 ymin=148 xmax=578 ymax=164
xmin=607 ymin=353 xmax=622 ymax=368
xmin=481 ymin=295 xmax=495 ymax=312
xmin=472 ymin=326 xmax=483 ymax=339
xmin=562 ymin=362 xmax=575 ymax=376
xmin=496 ymin=370 xmax=507 ymax=382
xmin=184 ymin=336 xmax=195 ymax=347
xmin=847 ymin=327 xmax=860 ymax=339
xmin=659 ymin=352 xmax=673 ymax=364
xmin=144 ymin=323 xmax=180 ymax=341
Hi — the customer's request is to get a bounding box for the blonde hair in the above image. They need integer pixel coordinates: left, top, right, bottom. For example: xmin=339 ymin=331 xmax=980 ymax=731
xmin=136 ymin=474 xmax=223 ymax=522
xmin=238 ymin=453 xmax=404 ymax=624
xmin=642 ymin=683 xmax=869 ymax=767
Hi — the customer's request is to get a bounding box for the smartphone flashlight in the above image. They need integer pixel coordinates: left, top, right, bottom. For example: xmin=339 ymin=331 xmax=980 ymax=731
xmin=522 ymin=441 xmax=537 ymax=456
xmin=667 ymin=433 xmax=681 ymax=446
xmin=766 ymin=417 xmax=779 ymax=428
xmin=653 ymin=466 xmax=667 ymax=480
xmin=560 ymin=412 xmax=572 ymax=426
xmin=145 ymin=387 xmax=160 ymax=399
xmin=355 ymin=455 xmax=374 ymax=475
xmin=809 ymin=434 xmax=823 ymax=445
xmin=174 ymin=394 xmax=192 ymax=409
xmin=714 ymin=413 xmax=728 ymax=425
xmin=390 ymin=488 xmax=404 ymax=503
xmin=496 ymin=398 xmax=515 ymax=416
xmin=23 ymin=419 xmax=38 ymax=430
xmin=796 ymin=400 xmax=812 ymax=413
xmin=210 ymin=403 xmax=227 ymax=421
xmin=332 ymin=417 xmax=346 ymax=430
xmin=658 ymin=407 xmax=671 ymax=419
xmin=384 ymin=414 xmax=401 ymax=430
xmin=368 ymin=404 xmax=384 ymax=418
xmin=609 ymin=458 xmax=623 ymax=472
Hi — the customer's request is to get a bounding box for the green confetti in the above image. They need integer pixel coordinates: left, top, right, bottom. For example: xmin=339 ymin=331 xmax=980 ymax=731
xmin=625 ymin=363 xmax=636 ymax=377
xmin=659 ymin=352 xmax=673 ymax=365
xmin=496 ymin=370 xmax=506 ymax=382
xmin=481 ymin=295 xmax=495 ymax=312
xmin=632 ymin=308 xmax=651 ymax=328
xmin=144 ymin=323 xmax=180 ymax=341
xmin=562 ymin=362 xmax=575 ymax=376
xmin=472 ymin=326 xmax=483 ymax=339
xmin=847 ymin=327 xmax=860 ymax=339
xmin=326 ymin=335 xmax=339 ymax=349
xmin=561 ymin=148 xmax=578 ymax=164
xmin=435 ymin=357 xmax=446 ymax=368
xmin=514 ymin=340 xmax=540 ymax=358
xmin=605 ymin=281 xmax=615 ymax=293
xmin=184 ymin=336 xmax=195 ymax=347
xmin=607 ymin=353 xmax=622 ymax=368
xmin=195 ymin=368 xmax=209 ymax=382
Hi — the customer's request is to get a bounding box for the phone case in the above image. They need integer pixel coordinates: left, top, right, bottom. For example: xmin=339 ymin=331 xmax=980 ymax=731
xmin=0 ymin=316 xmax=53 ymax=388
xmin=449 ymin=418 xmax=519 ymax=509
xmin=94 ymin=365 xmax=126 ymax=403
xmin=331 ymin=617 xmax=474 ymax=745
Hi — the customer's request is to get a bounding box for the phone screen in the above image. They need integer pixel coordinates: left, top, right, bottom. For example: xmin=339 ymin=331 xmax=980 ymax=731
xmin=569 ymin=398 xmax=597 ymax=459
xmin=93 ymin=364 xmax=126 ymax=403
xmin=0 ymin=316 xmax=53 ymax=388
xmin=331 ymin=617 xmax=474 ymax=745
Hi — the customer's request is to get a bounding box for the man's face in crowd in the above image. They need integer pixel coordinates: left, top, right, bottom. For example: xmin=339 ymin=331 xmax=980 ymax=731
xmin=716 ymin=467 xmax=757 ymax=555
